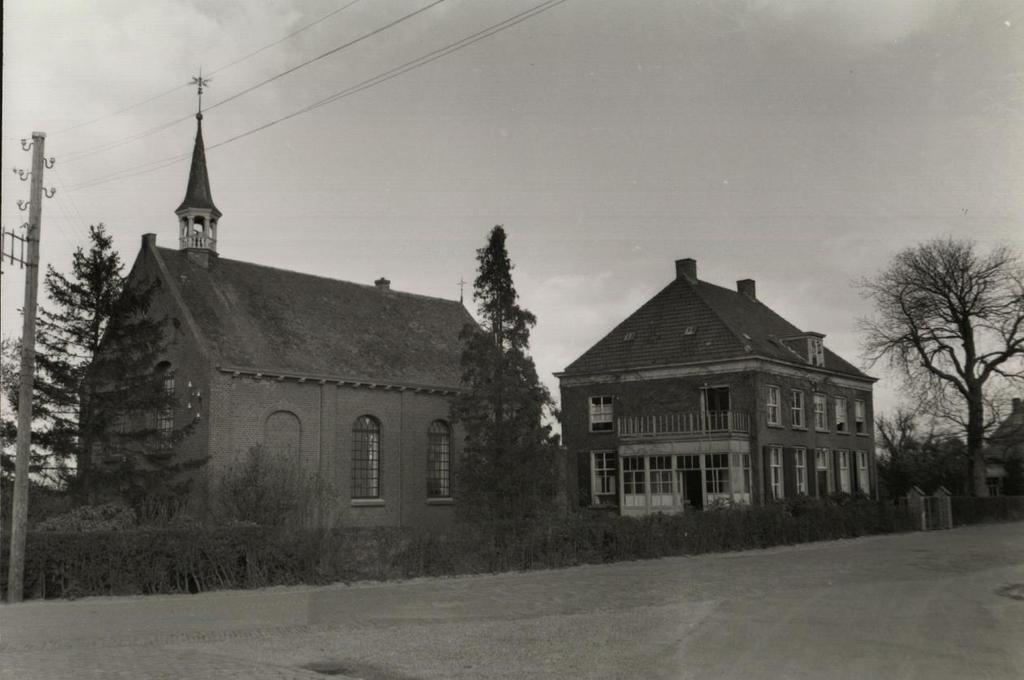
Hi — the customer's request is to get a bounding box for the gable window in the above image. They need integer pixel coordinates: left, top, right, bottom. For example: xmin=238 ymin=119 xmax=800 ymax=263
xmin=427 ymin=420 xmax=451 ymax=498
xmin=809 ymin=337 xmax=825 ymax=367
xmin=589 ymin=396 xmax=614 ymax=433
xmin=854 ymin=400 xmax=867 ymax=434
xmin=352 ymin=415 xmax=381 ymax=499
xmin=790 ymin=390 xmax=805 ymax=429
xmin=837 ymin=450 xmax=851 ymax=493
xmin=766 ymin=385 xmax=780 ymax=426
xmin=815 ymin=448 xmax=833 ymax=496
xmin=795 ymin=448 xmax=807 ymax=495
xmin=813 ymin=393 xmax=828 ymax=431
xmin=856 ymin=451 xmax=870 ymax=493
xmin=768 ymin=446 xmax=784 ymax=500
xmin=591 ymin=451 xmax=617 ymax=506
xmin=835 ymin=397 xmax=848 ymax=433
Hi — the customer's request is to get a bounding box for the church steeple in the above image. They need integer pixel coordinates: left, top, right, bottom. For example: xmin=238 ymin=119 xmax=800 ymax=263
xmin=176 ymin=71 xmax=221 ymax=256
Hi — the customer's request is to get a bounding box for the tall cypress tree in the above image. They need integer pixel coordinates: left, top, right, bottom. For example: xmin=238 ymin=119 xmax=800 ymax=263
xmin=451 ymin=225 xmax=561 ymax=525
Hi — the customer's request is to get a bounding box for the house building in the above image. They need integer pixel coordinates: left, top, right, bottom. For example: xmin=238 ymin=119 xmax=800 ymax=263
xmin=984 ymin=397 xmax=1024 ymax=496
xmin=106 ymin=111 xmax=473 ymax=529
xmin=557 ymin=258 xmax=877 ymax=515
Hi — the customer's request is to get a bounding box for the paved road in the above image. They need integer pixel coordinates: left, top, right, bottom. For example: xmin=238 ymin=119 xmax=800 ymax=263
xmin=2 ymin=522 xmax=1022 ymax=679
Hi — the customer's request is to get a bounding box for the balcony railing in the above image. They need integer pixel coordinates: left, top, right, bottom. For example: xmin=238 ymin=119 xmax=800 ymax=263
xmin=617 ymin=411 xmax=750 ymax=438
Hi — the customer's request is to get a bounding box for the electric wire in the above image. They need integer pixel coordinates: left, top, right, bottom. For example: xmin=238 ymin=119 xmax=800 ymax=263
xmin=67 ymin=0 xmax=570 ymax=192
xmin=50 ymin=0 xmax=365 ymax=137
xmin=61 ymin=0 xmax=446 ymax=163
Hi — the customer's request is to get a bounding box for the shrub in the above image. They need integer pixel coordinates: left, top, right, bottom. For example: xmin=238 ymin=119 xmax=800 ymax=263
xmin=35 ymin=502 xmax=137 ymax=532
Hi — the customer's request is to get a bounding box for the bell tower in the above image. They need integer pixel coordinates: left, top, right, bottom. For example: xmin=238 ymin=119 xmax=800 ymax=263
xmin=176 ymin=71 xmax=221 ymax=259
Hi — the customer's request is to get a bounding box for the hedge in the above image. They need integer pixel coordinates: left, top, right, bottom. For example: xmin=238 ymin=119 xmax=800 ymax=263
xmin=1 ymin=498 xmax=916 ymax=600
xmin=951 ymin=496 xmax=1024 ymax=526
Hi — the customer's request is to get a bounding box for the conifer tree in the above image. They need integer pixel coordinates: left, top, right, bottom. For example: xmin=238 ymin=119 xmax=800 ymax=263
xmin=6 ymin=224 xmax=196 ymax=500
xmin=451 ymin=225 xmax=561 ymax=525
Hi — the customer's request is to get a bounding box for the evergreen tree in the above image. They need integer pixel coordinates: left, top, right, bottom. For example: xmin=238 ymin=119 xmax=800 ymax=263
xmin=451 ymin=226 xmax=561 ymax=525
xmin=6 ymin=224 xmax=196 ymax=501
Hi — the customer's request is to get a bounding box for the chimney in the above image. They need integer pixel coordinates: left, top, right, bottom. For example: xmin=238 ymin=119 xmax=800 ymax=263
xmin=675 ymin=258 xmax=697 ymax=282
xmin=1013 ymin=397 xmax=1022 ymax=414
xmin=737 ymin=279 xmax=756 ymax=299
xmin=374 ymin=277 xmax=391 ymax=291
xmin=142 ymin=233 xmax=157 ymax=248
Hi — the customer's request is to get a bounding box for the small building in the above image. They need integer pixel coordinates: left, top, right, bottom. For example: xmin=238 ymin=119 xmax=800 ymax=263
xmin=103 ymin=111 xmax=473 ymax=529
xmin=984 ymin=397 xmax=1024 ymax=496
xmin=557 ymin=258 xmax=878 ymax=514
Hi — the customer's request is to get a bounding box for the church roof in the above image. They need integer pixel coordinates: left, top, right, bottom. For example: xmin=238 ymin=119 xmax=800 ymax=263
xmin=175 ymin=114 xmax=221 ymax=218
xmin=561 ymin=273 xmax=870 ymax=380
xmin=152 ymin=246 xmax=474 ymax=389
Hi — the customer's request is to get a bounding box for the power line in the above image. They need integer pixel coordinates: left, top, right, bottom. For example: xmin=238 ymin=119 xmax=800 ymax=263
xmin=61 ymin=0 xmax=446 ymax=163
xmin=67 ymin=0 xmax=570 ymax=193
xmin=50 ymin=0 xmax=365 ymax=137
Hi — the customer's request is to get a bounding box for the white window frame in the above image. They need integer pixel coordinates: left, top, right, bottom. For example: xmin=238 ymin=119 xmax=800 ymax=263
xmin=766 ymin=385 xmax=781 ymax=426
xmin=769 ymin=446 xmax=784 ymax=500
xmin=809 ymin=337 xmax=825 ymax=367
xmin=790 ymin=390 xmax=805 ymax=429
xmin=591 ymin=451 xmax=617 ymax=505
xmin=795 ymin=448 xmax=807 ymax=495
xmin=704 ymin=453 xmax=731 ymax=499
xmin=838 ymin=450 xmax=851 ymax=493
xmin=621 ymin=456 xmax=646 ymax=507
xmin=813 ymin=393 xmax=828 ymax=431
xmin=835 ymin=396 xmax=848 ymax=433
xmin=854 ymin=400 xmax=866 ymax=434
xmin=649 ymin=455 xmax=674 ymax=507
xmin=589 ymin=396 xmax=614 ymax=433
xmin=856 ymin=450 xmax=870 ymax=493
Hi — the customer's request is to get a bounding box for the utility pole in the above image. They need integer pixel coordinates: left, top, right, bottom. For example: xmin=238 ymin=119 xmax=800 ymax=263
xmin=5 ymin=132 xmax=53 ymax=603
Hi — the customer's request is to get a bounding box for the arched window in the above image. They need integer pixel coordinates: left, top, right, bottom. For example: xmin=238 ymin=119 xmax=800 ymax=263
xmin=352 ymin=416 xmax=381 ymax=498
xmin=155 ymin=362 xmax=174 ymax=445
xmin=265 ymin=410 xmax=301 ymax=458
xmin=427 ymin=420 xmax=451 ymax=498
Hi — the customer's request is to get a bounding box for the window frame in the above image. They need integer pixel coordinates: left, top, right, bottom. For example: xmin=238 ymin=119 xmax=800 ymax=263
xmin=790 ymin=390 xmax=806 ymax=429
xmin=352 ymin=415 xmax=382 ymax=499
xmin=589 ymin=395 xmax=614 ymax=433
xmin=795 ymin=447 xmax=807 ymax=495
xmin=815 ymin=448 xmax=833 ymax=495
xmin=768 ymin=445 xmax=784 ymax=500
xmin=766 ymin=385 xmax=781 ymax=426
xmin=854 ymin=399 xmax=867 ymax=434
xmin=835 ymin=396 xmax=848 ymax=433
xmin=426 ymin=420 xmax=451 ymax=499
xmin=856 ymin=450 xmax=870 ymax=493
xmin=591 ymin=451 xmax=617 ymax=505
xmin=837 ymin=450 xmax=851 ymax=493
xmin=813 ymin=392 xmax=828 ymax=432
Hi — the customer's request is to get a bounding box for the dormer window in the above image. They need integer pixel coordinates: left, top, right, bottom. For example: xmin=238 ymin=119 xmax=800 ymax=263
xmin=809 ymin=337 xmax=825 ymax=367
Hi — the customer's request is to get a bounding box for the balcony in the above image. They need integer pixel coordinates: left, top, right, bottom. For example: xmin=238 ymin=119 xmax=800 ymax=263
xmin=617 ymin=411 xmax=751 ymax=439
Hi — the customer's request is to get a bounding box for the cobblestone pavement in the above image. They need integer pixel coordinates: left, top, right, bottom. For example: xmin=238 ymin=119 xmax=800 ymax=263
xmin=2 ymin=522 xmax=1022 ymax=679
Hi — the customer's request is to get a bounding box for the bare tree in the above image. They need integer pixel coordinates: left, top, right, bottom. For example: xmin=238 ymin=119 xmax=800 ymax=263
xmin=859 ymin=238 xmax=1024 ymax=496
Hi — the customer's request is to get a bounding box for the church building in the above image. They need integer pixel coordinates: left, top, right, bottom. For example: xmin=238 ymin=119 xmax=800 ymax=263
xmin=116 ymin=109 xmax=473 ymax=529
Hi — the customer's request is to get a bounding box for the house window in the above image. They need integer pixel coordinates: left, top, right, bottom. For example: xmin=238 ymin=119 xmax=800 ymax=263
xmin=156 ymin=363 xmax=174 ymax=444
xmin=352 ymin=415 xmax=381 ymax=499
xmin=427 ymin=420 xmax=451 ymax=498
xmin=856 ymin=451 xmax=870 ymax=493
xmin=813 ymin=393 xmax=828 ymax=431
xmin=731 ymin=453 xmax=752 ymax=497
xmin=815 ymin=448 xmax=833 ymax=496
xmin=791 ymin=390 xmax=805 ymax=429
xmin=837 ymin=450 xmax=851 ymax=493
xmin=835 ymin=397 xmax=848 ymax=433
xmin=766 ymin=385 xmax=780 ymax=426
xmin=591 ymin=451 xmax=617 ymax=505
xmin=795 ymin=448 xmax=807 ymax=495
xmin=650 ymin=455 xmax=674 ymax=507
xmin=622 ymin=456 xmax=646 ymax=507
xmin=809 ymin=337 xmax=825 ymax=367
xmin=854 ymin=400 xmax=866 ymax=434
xmin=589 ymin=396 xmax=614 ymax=432
xmin=701 ymin=386 xmax=731 ymax=431
xmin=769 ymin=446 xmax=784 ymax=499
xmin=704 ymin=453 xmax=730 ymax=496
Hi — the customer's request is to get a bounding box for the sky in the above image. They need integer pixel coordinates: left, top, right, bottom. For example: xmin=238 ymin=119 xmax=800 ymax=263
xmin=2 ymin=0 xmax=1022 ymax=425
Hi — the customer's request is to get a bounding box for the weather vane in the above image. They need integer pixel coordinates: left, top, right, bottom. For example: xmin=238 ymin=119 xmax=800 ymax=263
xmin=190 ymin=68 xmax=212 ymax=116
